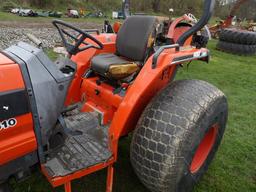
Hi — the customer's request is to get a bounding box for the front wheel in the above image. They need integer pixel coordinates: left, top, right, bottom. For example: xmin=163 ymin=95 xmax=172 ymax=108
xmin=130 ymin=80 xmax=228 ymax=192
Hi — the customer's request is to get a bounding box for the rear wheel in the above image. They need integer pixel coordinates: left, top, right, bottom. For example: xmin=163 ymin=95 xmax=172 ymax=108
xmin=130 ymin=80 xmax=228 ymax=192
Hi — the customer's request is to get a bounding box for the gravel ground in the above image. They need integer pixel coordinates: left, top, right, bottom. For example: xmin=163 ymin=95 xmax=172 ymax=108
xmin=0 ymin=21 xmax=102 ymax=49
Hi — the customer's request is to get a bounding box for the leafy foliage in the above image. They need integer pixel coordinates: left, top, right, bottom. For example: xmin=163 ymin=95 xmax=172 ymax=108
xmin=0 ymin=0 xmax=18 ymax=11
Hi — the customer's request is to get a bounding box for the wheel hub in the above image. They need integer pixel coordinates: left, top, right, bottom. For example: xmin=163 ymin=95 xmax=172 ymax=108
xmin=190 ymin=124 xmax=219 ymax=174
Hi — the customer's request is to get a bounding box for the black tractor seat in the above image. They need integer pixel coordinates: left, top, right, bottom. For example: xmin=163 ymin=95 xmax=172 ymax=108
xmin=91 ymin=53 xmax=140 ymax=80
xmin=91 ymin=16 xmax=158 ymax=80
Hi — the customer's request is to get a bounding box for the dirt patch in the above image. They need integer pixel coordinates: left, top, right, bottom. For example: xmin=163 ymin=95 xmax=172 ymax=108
xmin=0 ymin=21 xmax=102 ymax=49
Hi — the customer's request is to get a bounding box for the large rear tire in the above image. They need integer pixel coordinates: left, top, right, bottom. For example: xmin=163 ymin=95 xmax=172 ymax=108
xmin=130 ymin=80 xmax=228 ymax=192
xmin=217 ymin=41 xmax=256 ymax=56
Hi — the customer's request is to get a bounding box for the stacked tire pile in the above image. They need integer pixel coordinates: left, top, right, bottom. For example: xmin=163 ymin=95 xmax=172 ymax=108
xmin=217 ymin=28 xmax=256 ymax=56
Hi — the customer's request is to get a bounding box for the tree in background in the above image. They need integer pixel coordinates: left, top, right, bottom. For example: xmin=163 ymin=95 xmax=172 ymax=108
xmin=152 ymin=0 xmax=161 ymax=12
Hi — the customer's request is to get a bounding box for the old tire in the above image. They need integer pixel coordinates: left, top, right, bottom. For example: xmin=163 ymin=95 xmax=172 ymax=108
xmin=219 ymin=28 xmax=256 ymax=45
xmin=212 ymin=30 xmax=221 ymax=39
xmin=217 ymin=41 xmax=256 ymax=56
xmin=130 ymin=80 xmax=228 ymax=192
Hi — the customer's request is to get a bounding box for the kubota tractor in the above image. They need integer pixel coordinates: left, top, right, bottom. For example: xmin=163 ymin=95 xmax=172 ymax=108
xmin=0 ymin=0 xmax=228 ymax=192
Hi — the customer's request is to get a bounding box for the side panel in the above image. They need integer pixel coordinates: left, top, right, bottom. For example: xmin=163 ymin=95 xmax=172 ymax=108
xmin=80 ymin=77 xmax=123 ymax=125
xmin=0 ymin=53 xmax=14 ymax=65
xmin=109 ymin=47 xmax=209 ymax=158
xmin=0 ymin=61 xmax=37 ymax=166
xmin=0 ymin=114 xmax=37 ymax=165
xmin=110 ymin=56 xmax=177 ymax=139
xmin=108 ymin=55 xmax=177 ymax=159
xmin=67 ymin=34 xmax=117 ymax=106
xmin=0 ymin=62 xmax=24 ymax=92
xmin=6 ymin=42 xmax=73 ymax=145
xmin=0 ymin=89 xmax=30 ymax=121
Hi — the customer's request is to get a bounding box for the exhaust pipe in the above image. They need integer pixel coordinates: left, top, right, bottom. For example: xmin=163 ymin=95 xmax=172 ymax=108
xmin=26 ymin=33 xmax=43 ymax=48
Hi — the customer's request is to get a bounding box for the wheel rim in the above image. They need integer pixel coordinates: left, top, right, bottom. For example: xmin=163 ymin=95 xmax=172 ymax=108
xmin=190 ymin=124 xmax=219 ymax=174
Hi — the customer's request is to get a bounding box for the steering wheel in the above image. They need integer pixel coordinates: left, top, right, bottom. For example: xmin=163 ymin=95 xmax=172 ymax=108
xmin=52 ymin=20 xmax=103 ymax=56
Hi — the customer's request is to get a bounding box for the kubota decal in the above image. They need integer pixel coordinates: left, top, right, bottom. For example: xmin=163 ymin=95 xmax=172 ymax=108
xmin=0 ymin=118 xmax=17 ymax=130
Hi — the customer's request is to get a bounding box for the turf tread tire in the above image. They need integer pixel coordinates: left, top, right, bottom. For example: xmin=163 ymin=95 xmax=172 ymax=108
xmin=219 ymin=28 xmax=256 ymax=45
xmin=130 ymin=80 xmax=228 ymax=192
xmin=217 ymin=41 xmax=256 ymax=56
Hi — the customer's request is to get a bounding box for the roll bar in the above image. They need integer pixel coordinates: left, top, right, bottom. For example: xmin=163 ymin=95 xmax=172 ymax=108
xmin=177 ymin=0 xmax=215 ymax=46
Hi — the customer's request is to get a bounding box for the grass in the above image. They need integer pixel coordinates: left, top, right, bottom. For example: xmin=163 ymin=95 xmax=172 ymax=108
xmin=178 ymin=41 xmax=256 ymax=192
xmin=46 ymin=49 xmax=59 ymax=60
xmin=10 ymin=41 xmax=256 ymax=192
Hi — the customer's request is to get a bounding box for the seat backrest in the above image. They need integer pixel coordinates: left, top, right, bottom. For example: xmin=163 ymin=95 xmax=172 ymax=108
xmin=116 ymin=16 xmax=158 ymax=62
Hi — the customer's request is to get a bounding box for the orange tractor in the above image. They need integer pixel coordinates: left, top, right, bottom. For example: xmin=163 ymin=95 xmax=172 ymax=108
xmin=0 ymin=0 xmax=228 ymax=192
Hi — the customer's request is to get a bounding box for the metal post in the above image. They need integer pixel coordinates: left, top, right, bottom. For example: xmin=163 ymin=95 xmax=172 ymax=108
xmin=64 ymin=182 xmax=72 ymax=192
xmin=106 ymin=165 xmax=114 ymax=192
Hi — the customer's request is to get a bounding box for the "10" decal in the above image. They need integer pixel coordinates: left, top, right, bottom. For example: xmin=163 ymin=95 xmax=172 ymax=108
xmin=0 ymin=118 xmax=17 ymax=131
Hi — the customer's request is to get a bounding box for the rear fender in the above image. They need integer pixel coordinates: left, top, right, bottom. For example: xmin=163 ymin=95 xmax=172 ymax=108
xmin=109 ymin=47 xmax=209 ymax=158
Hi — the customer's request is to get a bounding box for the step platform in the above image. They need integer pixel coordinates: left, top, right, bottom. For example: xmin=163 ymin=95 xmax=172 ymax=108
xmin=43 ymin=111 xmax=112 ymax=177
